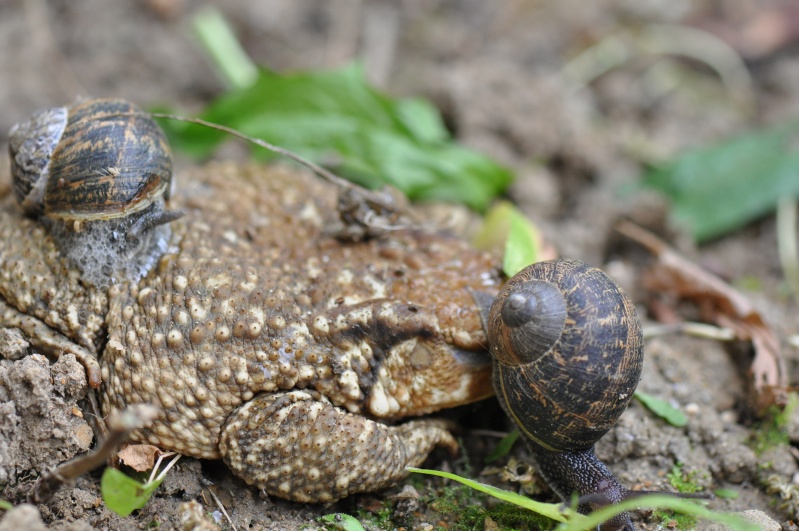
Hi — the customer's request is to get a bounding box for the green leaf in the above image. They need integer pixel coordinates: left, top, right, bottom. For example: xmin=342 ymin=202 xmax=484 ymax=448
xmin=485 ymin=430 xmax=520 ymax=463
xmin=472 ymin=201 xmax=540 ymax=275
xmin=666 ymin=463 xmax=702 ymax=494
xmin=320 ymin=513 xmax=366 ymax=531
xmin=634 ymin=390 xmax=689 ymax=427
xmin=642 ymin=120 xmax=799 ymax=241
xmin=504 ymin=208 xmax=540 ymax=277
xmin=100 ymin=468 xmax=163 ymax=517
xmin=394 ymin=98 xmax=449 ymax=143
xmin=157 ymin=64 xmax=512 ymax=211
xmin=0 ymin=500 xmax=12 ymax=511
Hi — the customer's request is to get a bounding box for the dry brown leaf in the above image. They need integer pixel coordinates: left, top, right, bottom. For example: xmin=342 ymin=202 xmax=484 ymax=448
xmin=617 ymin=221 xmax=787 ymax=413
xmin=116 ymin=444 xmax=163 ymax=472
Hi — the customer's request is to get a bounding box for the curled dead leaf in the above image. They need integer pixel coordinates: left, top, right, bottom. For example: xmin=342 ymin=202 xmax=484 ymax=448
xmin=617 ymin=221 xmax=787 ymax=413
xmin=116 ymin=444 xmax=163 ymax=473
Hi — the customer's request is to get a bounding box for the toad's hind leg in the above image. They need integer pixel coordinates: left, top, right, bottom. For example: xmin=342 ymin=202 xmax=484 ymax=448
xmin=219 ymin=390 xmax=457 ymax=503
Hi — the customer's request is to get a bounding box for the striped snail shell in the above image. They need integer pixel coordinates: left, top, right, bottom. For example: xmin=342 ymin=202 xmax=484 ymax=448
xmin=9 ymin=98 xmax=172 ymax=221
xmin=476 ymin=258 xmax=649 ymax=530
xmin=7 ymin=98 xmax=178 ymax=288
xmin=487 ymin=258 xmax=644 ymax=452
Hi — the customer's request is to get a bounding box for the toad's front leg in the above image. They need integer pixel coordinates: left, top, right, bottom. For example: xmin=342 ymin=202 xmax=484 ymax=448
xmin=219 ymin=390 xmax=457 ymax=503
xmin=0 ymin=298 xmax=102 ymax=387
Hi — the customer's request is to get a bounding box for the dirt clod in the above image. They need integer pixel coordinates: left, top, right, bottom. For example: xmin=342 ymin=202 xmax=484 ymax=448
xmin=0 ymin=354 xmax=91 ymax=488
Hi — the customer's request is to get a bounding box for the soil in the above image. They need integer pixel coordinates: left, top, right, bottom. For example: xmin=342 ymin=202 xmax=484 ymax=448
xmin=1 ymin=1 xmax=799 ymax=530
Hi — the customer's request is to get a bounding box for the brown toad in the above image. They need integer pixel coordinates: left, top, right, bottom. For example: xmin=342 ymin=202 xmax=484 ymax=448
xmin=0 ymin=100 xmax=501 ymax=503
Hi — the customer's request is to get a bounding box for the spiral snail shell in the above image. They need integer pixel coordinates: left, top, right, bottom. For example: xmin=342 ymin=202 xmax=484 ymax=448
xmin=7 ymin=98 xmax=180 ymax=288
xmin=9 ymin=98 xmax=172 ymax=220
xmin=477 ymin=259 xmax=708 ymax=530
xmin=487 ymin=259 xmax=643 ymax=453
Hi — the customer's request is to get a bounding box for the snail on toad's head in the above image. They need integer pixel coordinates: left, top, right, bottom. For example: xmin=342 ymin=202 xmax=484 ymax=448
xmin=474 ymin=259 xmax=710 ymax=531
xmin=8 ymin=98 xmax=182 ymax=288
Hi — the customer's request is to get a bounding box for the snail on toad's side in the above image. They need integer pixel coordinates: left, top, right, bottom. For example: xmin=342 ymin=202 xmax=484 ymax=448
xmin=475 ymin=259 xmax=709 ymax=531
xmin=8 ymin=98 xmax=182 ymax=288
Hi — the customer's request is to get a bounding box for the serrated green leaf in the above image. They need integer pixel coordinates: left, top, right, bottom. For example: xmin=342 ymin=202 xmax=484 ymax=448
xmin=100 ymin=467 xmax=163 ymax=517
xmin=320 ymin=513 xmax=366 ymax=531
xmin=485 ymin=430 xmax=520 ymax=463
xmin=642 ymin=120 xmax=799 ymax=241
xmin=635 ymin=390 xmax=688 ymax=427
xmin=157 ymin=64 xmax=512 ymax=211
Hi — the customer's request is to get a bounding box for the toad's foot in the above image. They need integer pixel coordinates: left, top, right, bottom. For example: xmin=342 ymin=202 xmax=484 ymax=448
xmin=0 ymin=299 xmax=101 ymax=387
xmin=219 ymin=390 xmax=458 ymax=503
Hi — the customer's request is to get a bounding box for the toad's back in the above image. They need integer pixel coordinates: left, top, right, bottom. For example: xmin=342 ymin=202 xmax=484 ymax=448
xmin=101 ymin=163 xmax=500 ymax=461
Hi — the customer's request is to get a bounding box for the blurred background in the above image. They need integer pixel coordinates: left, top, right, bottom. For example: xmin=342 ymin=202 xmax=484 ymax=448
xmin=3 ymin=0 xmax=798 ymax=269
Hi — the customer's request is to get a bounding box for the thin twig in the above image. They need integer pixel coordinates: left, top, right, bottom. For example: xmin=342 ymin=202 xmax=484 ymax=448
xmin=30 ymin=405 xmax=158 ymax=503
xmin=146 ymin=112 xmax=409 ymax=217
xmin=207 ymin=487 xmax=238 ymax=531
xmin=643 ymin=322 xmax=736 ymax=341
xmin=777 ymin=198 xmax=799 ymax=301
xmin=147 ymin=452 xmax=180 ymax=485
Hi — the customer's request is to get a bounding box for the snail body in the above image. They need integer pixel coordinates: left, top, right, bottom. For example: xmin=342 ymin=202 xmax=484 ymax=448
xmin=8 ymin=98 xmax=179 ymax=288
xmin=480 ymin=259 xmax=649 ymax=530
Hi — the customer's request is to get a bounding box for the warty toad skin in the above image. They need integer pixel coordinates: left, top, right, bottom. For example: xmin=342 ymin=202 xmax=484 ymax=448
xmin=0 ymin=162 xmax=502 ymax=503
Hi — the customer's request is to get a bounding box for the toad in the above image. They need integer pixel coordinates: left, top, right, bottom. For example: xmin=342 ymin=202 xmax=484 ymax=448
xmin=0 ymin=99 xmax=501 ymax=503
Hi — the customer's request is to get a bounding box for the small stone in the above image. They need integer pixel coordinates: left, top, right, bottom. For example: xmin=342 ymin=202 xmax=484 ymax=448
xmin=179 ymin=500 xmax=220 ymax=531
xmin=0 ymin=328 xmax=29 ymax=360
xmin=704 ymin=509 xmax=780 ymax=531
xmin=738 ymin=510 xmax=780 ymax=530
xmin=684 ymin=402 xmax=700 ymax=416
xmin=0 ymin=504 xmax=46 ymax=531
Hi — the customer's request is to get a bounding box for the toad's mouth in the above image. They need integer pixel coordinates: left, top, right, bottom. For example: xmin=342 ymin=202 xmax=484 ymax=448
xmin=364 ymin=337 xmax=495 ymax=418
xmin=452 ymin=345 xmax=492 ymax=368
xmin=450 ymin=346 xmax=495 ymax=407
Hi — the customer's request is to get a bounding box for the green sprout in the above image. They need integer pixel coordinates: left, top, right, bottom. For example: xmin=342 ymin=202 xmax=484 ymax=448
xmin=101 ymin=452 xmax=181 ymax=517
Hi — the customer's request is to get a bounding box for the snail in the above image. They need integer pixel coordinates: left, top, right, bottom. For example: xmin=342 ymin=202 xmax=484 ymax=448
xmin=8 ymin=98 xmax=181 ymax=288
xmin=475 ymin=259 xmax=706 ymax=531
